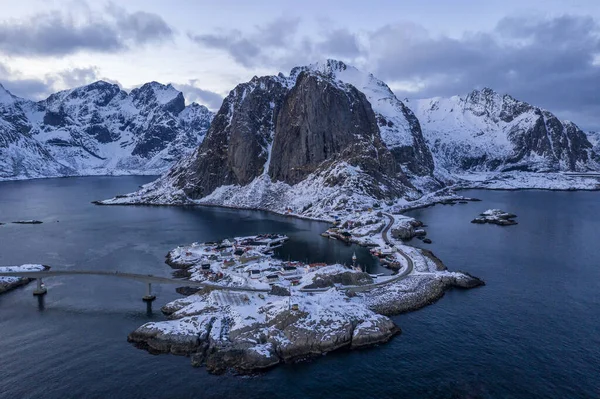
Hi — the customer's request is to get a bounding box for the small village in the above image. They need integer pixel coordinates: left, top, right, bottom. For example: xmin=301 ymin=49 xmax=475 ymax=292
xmin=165 ymin=231 xmax=393 ymax=293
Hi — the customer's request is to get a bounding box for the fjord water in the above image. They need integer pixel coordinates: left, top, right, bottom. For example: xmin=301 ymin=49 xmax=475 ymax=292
xmin=0 ymin=178 xmax=598 ymax=399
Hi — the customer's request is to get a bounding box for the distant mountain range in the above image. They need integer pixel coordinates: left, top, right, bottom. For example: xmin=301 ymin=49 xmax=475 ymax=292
xmin=0 ymin=81 xmax=213 ymax=180
xmin=409 ymin=88 xmax=598 ymax=175
xmin=3 ymin=60 xmax=599 ymax=215
xmin=97 ymin=60 xmax=600 ymax=216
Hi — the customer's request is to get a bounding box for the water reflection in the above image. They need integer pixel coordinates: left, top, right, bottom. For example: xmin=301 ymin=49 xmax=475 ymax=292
xmin=36 ymin=295 xmax=45 ymax=311
xmin=145 ymin=301 xmax=153 ymax=316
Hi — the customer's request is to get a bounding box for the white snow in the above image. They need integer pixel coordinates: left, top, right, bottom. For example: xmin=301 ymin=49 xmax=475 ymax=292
xmin=0 ymin=81 xmax=214 ymax=181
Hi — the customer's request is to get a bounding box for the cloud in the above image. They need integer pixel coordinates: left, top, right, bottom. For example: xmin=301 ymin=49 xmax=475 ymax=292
xmin=0 ymin=2 xmax=173 ymax=57
xmin=366 ymin=15 xmax=600 ymax=130
xmin=316 ymin=29 xmax=362 ymax=58
xmin=0 ymin=62 xmax=122 ymax=100
xmin=172 ymin=81 xmax=224 ymax=110
xmin=188 ymin=17 xmax=362 ymax=69
xmin=186 ymin=15 xmax=600 ymax=129
xmin=56 ymin=67 xmax=101 ymax=88
xmin=187 ymin=18 xmax=300 ymax=69
xmin=0 ymin=77 xmax=56 ymax=100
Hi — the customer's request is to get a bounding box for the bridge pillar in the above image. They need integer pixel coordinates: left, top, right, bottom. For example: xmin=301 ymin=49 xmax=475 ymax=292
xmin=143 ymin=282 xmax=156 ymax=302
xmin=33 ymin=278 xmax=47 ymax=296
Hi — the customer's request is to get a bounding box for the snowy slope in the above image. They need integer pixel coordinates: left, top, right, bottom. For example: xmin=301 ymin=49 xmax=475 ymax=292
xmin=0 ymin=81 xmax=213 ymax=180
xmin=409 ymin=88 xmax=599 ymax=173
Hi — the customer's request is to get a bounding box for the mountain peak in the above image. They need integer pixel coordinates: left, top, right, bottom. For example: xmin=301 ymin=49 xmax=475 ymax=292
xmin=466 ymin=87 xmax=500 ymax=100
xmin=290 ymin=59 xmax=354 ymax=80
xmin=132 ymin=81 xmax=181 ymax=106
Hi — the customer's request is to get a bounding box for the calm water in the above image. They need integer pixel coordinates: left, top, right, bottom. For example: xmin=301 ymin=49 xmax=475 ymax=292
xmin=0 ymin=178 xmax=598 ymax=398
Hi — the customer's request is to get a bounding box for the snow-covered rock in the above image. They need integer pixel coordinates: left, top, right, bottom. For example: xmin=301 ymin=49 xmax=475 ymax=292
xmin=98 ymin=60 xmax=443 ymax=218
xmin=409 ymin=88 xmax=600 ymax=174
xmin=0 ymin=81 xmax=213 ymax=180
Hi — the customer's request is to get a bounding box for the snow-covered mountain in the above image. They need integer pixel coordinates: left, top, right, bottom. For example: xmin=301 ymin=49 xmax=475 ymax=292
xmin=409 ymin=88 xmax=599 ymax=174
xmin=586 ymin=131 xmax=600 ymax=153
xmin=100 ymin=60 xmax=442 ymax=217
xmin=0 ymin=81 xmax=213 ymax=180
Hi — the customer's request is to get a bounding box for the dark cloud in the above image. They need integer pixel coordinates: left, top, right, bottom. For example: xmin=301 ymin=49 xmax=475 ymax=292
xmin=57 ymin=67 xmax=101 ymax=88
xmin=188 ymin=17 xmax=360 ymax=69
xmin=368 ymin=15 xmax=600 ymax=130
xmin=106 ymin=4 xmax=174 ymax=45
xmin=188 ymin=17 xmax=302 ymax=67
xmin=173 ymin=81 xmax=224 ymax=110
xmin=316 ymin=29 xmax=361 ymax=58
xmin=1 ymin=77 xmax=56 ymax=100
xmin=189 ymin=30 xmax=262 ymax=67
xmin=0 ymin=3 xmax=173 ymax=57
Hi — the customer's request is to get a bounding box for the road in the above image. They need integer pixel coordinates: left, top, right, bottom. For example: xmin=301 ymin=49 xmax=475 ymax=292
xmin=381 ymin=212 xmax=395 ymax=245
xmin=300 ymin=212 xmax=414 ymax=293
xmin=0 ymin=270 xmax=271 ymax=293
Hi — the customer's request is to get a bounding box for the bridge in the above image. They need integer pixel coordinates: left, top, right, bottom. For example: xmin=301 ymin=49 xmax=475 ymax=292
xmin=0 ymin=270 xmax=270 ymax=302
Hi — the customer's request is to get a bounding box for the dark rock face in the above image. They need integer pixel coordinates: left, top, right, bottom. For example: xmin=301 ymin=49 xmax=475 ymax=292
xmin=164 ymin=61 xmax=422 ymax=204
xmin=303 ymin=271 xmax=374 ymax=289
xmin=169 ymin=76 xmax=289 ymax=199
xmin=269 ymin=71 xmax=398 ymax=185
xmin=289 ymin=60 xmax=435 ymax=180
xmin=388 ymin=104 xmax=435 ymax=177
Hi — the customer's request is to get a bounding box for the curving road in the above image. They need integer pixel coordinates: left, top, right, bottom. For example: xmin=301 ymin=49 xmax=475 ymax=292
xmin=300 ymin=212 xmax=415 ymax=293
xmin=381 ymin=212 xmax=395 ymax=245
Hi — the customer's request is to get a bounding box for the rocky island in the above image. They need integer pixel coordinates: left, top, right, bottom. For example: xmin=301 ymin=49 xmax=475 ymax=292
xmin=471 ymin=209 xmax=518 ymax=225
xmin=128 ymin=222 xmax=484 ymax=374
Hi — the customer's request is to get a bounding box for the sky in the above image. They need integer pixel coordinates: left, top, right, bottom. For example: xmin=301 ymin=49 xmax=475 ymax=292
xmin=1 ymin=0 xmax=599 ymax=130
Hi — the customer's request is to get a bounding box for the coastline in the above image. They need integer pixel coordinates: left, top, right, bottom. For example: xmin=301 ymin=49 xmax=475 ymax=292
xmin=126 ymin=210 xmax=484 ymax=374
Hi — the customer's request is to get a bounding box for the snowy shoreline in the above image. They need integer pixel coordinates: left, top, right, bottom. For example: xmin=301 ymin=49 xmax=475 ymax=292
xmin=127 ymin=221 xmax=484 ymax=374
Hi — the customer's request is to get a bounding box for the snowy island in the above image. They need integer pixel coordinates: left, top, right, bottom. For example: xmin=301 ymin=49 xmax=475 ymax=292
xmin=471 ymin=209 xmax=518 ymax=226
xmin=129 ymin=214 xmax=483 ymax=374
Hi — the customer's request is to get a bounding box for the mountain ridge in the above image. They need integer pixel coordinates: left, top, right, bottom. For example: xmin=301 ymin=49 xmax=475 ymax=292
xmin=408 ymin=87 xmax=599 ymax=174
xmin=0 ymin=81 xmax=214 ymax=180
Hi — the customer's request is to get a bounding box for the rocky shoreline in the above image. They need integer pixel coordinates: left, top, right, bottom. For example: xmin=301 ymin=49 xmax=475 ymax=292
xmin=127 ymin=234 xmax=484 ymax=374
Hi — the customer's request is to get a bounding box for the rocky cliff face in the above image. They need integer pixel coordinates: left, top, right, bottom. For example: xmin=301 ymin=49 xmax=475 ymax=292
xmin=289 ymin=60 xmax=434 ymax=177
xmin=112 ymin=60 xmax=437 ymax=216
xmin=168 ymin=75 xmax=289 ymax=199
xmin=268 ymin=70 xmax=399 ymax=186
xmin=410 ymin=88 xmax=599 ymax=173
xmin=0 ymin=81 xmax=213 ymax=180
